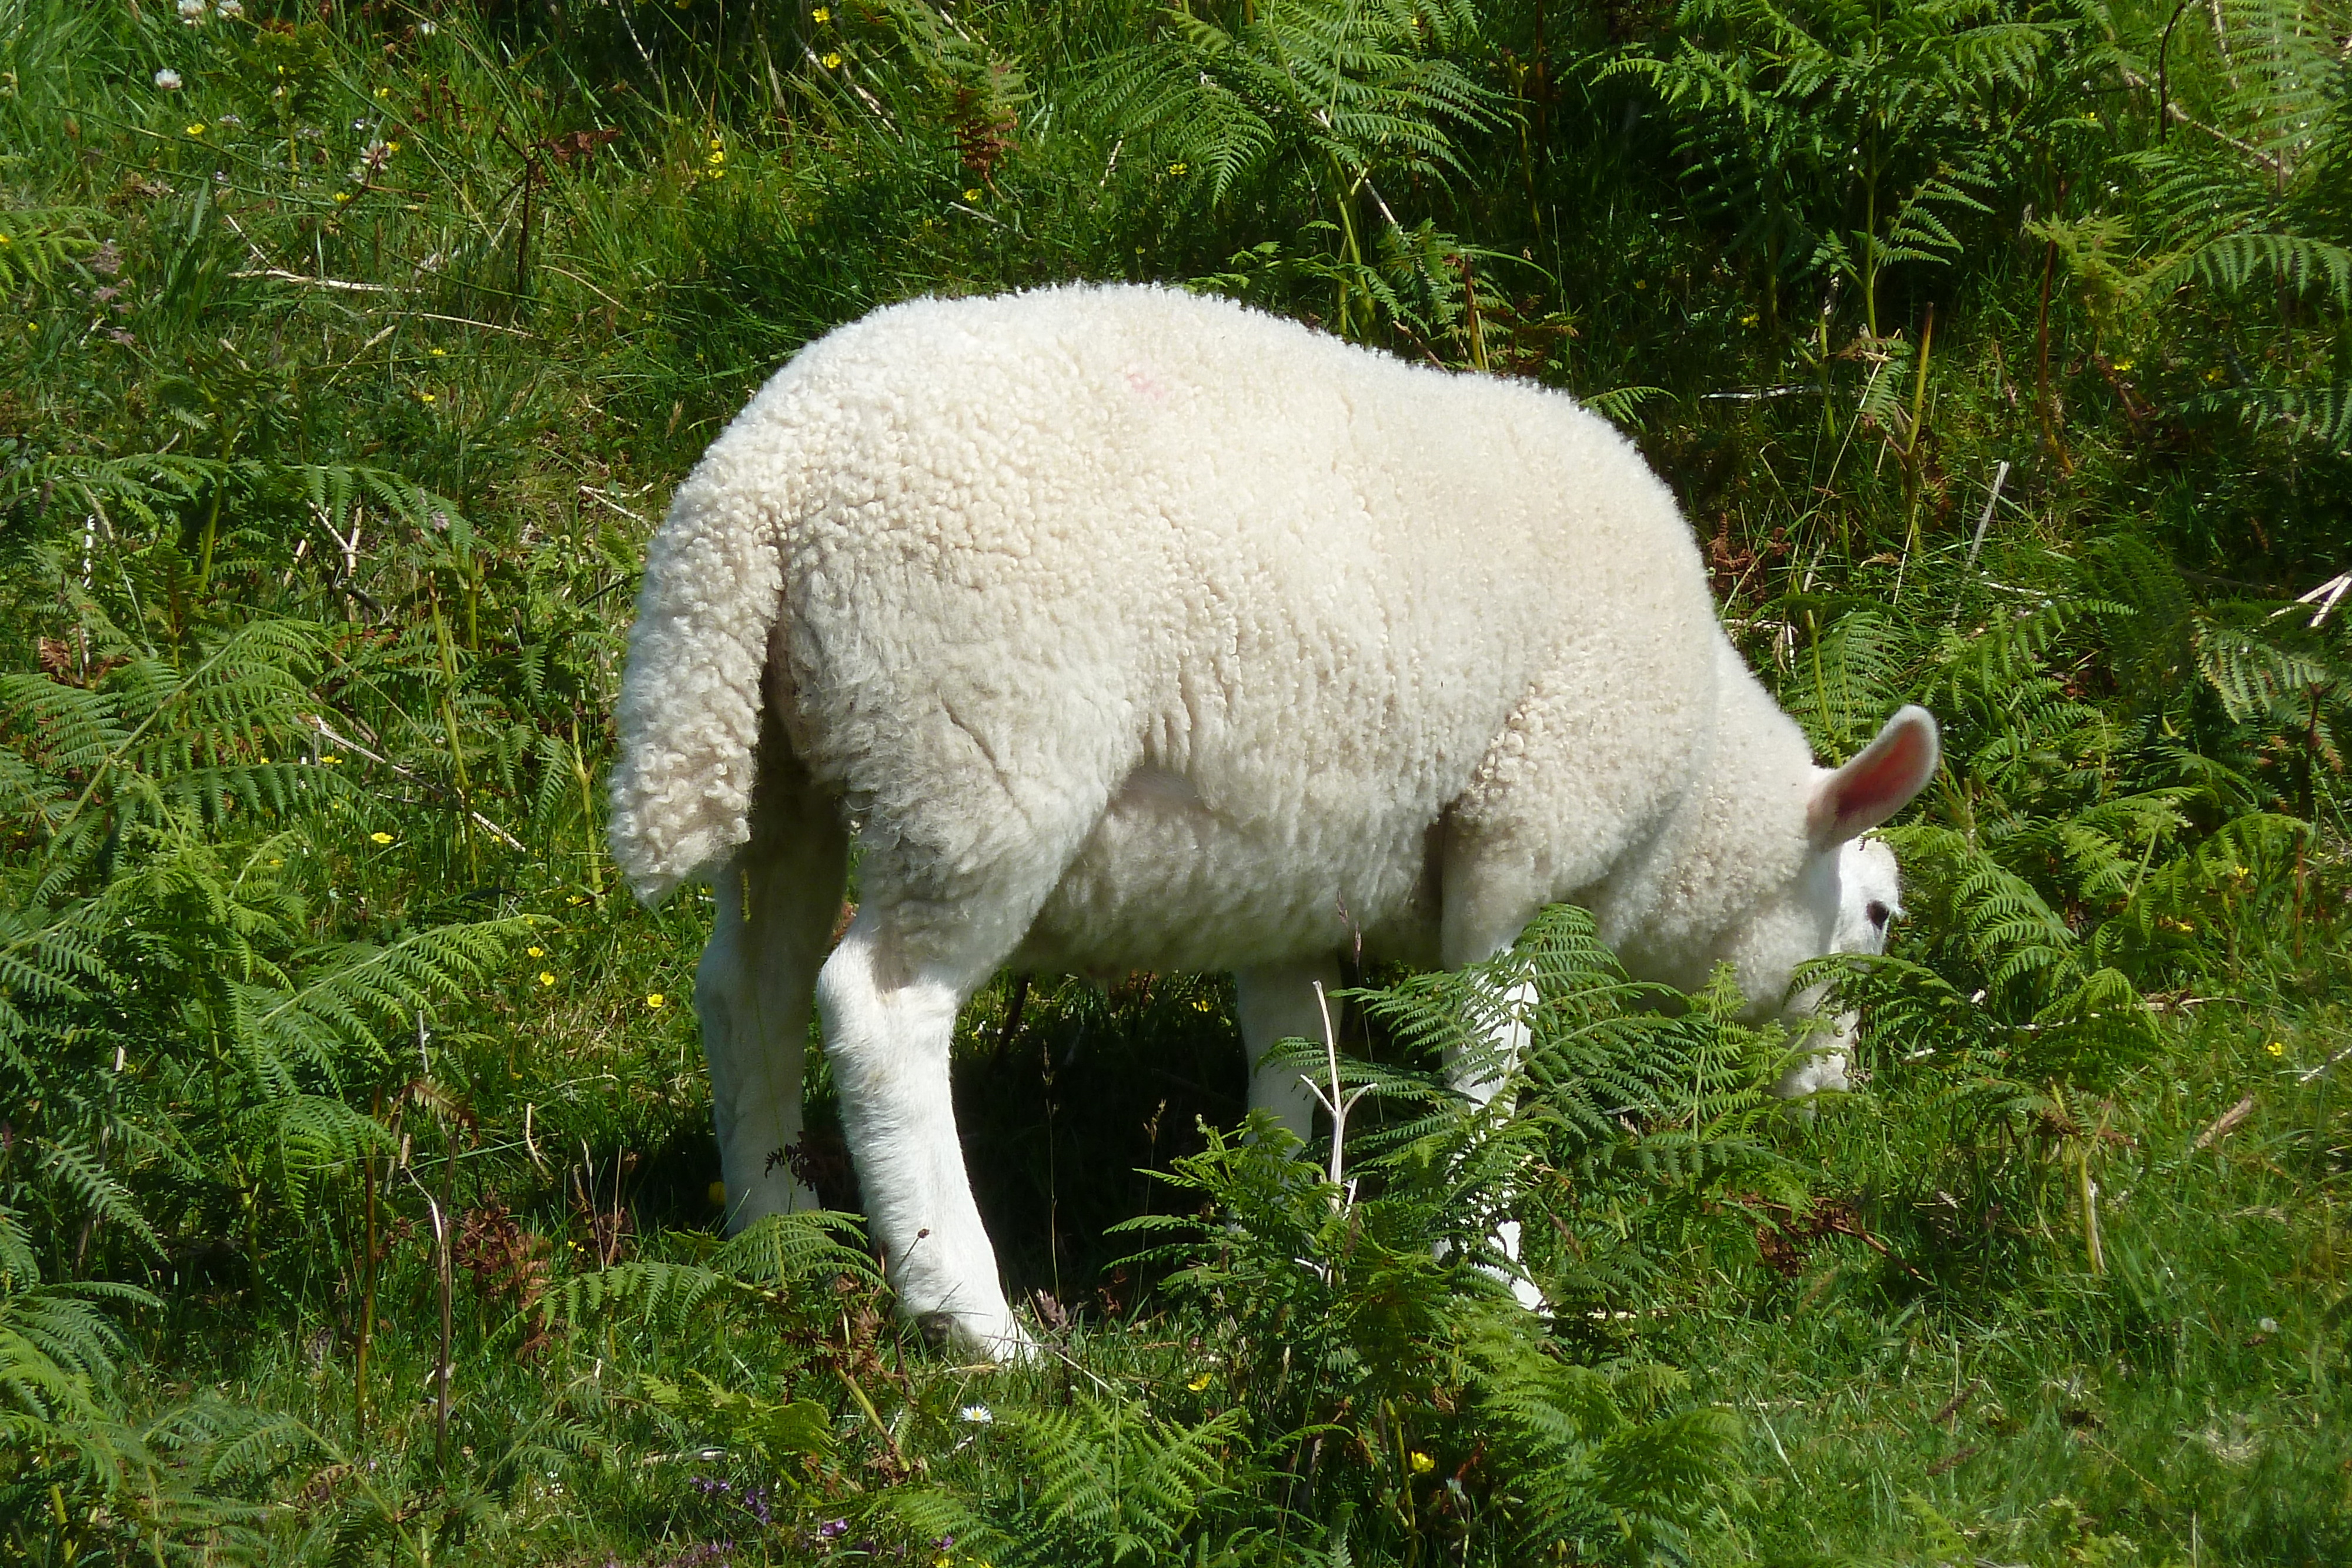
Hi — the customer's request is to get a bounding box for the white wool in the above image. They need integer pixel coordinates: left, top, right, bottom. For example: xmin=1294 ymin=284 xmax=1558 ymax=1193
xmin=610 ymin=283 xmax=1937 ymax=1353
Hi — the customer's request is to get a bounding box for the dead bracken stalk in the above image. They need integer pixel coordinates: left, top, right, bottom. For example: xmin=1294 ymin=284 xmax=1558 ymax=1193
xmin=1302 ymin=981 xmax=1374 ymax=1205
xmin=303 ymin=714 xmax=525 ymax=851
xmin=2194 ymin=1093 xmax=2257 ymax=1148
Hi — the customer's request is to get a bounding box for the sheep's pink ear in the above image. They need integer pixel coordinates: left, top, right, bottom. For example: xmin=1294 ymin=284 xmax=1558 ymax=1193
xmin=1808 ymin=706 xmax=1940 ymax=847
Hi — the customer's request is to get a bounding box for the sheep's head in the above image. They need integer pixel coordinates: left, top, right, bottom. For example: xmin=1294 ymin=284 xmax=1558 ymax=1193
xmin=1693 ymin=705 xmax=1937 ymax=1094
xmin=1676 ymin=701 xmax=1937 ymax=1029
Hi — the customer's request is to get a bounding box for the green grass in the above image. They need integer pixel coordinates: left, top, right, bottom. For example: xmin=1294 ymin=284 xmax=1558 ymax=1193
xmin=1670 ymin=1008 xmax=2352 ymax=1563
xmin=4 ymin=0 xmax=2350 ymax=1562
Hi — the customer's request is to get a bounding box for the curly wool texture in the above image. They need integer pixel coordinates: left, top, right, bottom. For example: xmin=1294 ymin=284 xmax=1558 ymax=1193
xmin=612 ymin=284 xmax=1913 ymax=1001
xmin=609 ymin=433 xmax=787 ymax=901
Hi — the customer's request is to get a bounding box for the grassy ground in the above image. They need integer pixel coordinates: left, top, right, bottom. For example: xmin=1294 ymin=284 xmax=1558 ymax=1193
xmin=4 ymin=0 xmax=2350 ymax=1563
xmin=1675 ymin=1005 xmax=2352 ymax=1563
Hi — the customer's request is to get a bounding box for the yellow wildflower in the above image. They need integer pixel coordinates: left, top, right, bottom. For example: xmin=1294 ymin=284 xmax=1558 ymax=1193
xmin=647 ymin=993 xmax=667 ymax=1008
xmin=822 ymin=50 xmax=843 ymax=67
xmin=185 ymin=122 xmax=206 ymax=136
xmin=418 ymin=391 xmax=436 ymax=403
xmin=320 ymin=754 xmax=342 ymax=764
xmin=376 ymin=85 xmax=391 ymax=98
xmin=1409 ymin=1450 xmax=1435 ymax=1474
xmin=429 ymin=346 xmax=446 ymax=356
xmin=2267 ymin=1041 xmax=2286 ymax=1057
xmin=333 ymin=191 xmax=352 ymax=203
xmin=370 ymin=831 xmax=393 ymax=844
xmin=811 ymin=5 xmax=829 ymax=18
xmin=1186 ymin=1371 xmax=1212 ymax=1391
xmin=539 ymin=971 xmax=556 ymax=987
xmin=528 ymin=946 xmax=544 ymax=958
xmin=963 ymin=187 xmax=981 ymax=202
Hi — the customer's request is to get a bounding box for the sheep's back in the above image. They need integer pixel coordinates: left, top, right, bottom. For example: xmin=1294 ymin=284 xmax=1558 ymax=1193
xmin=733 ymin=285 xmax=1715 ymax=962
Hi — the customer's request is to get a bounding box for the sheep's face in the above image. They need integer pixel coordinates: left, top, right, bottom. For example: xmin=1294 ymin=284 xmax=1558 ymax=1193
xmin=1708 ymin=707 xmax=1939 ymax=1031
xmin=1830 ymin=836 xmax=1903 ymax=958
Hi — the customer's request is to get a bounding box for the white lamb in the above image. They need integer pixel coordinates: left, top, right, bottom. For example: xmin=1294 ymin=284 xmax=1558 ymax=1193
xmin=609 ymin=283 xmax=1937 ymax=1358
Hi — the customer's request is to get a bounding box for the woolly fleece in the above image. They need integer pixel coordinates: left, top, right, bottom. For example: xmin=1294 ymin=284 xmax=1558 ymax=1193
xmin=614 ymin=283 xmax=1923 ymax=982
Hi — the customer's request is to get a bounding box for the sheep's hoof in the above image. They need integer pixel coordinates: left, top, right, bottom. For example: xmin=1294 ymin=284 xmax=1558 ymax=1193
xmin=913 ymin=1309 xmax=1038 ymax=1364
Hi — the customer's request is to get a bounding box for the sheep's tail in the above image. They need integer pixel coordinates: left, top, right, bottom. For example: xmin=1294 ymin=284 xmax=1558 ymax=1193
xmin=607 ymin=426 xmax=799 ymax=905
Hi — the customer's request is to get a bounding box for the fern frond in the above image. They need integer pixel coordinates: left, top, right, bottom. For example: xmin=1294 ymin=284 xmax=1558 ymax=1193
xmin=713 ymin=1210 xmax=884 ymax=1291
xmin=37 ymin=1139 xmax=161 ymax=1257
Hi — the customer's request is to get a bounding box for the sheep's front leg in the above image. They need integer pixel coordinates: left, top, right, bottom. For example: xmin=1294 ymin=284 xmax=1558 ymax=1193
xmin=1440 ymin=970 xmax=1546 ymax=1313
xmin=817 ymin=917 xmax=1032 ymax=1359
xmin=1235 ymin=957 xmax=1342 ymax=1149
xmin=1442 ymin=850 xmax=1555 ymax=1314
xmin=1443 ymin=973 xmax=1535 ymax=1112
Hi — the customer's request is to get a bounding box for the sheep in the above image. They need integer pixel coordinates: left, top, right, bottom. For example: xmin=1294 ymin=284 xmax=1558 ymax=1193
xmin=609 ymin=282 xmax=1939 ymax=1359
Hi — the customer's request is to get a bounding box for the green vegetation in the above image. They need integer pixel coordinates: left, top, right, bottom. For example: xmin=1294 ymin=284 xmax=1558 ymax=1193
xmin=3 ymin=0 xmax=2347 ymax=1560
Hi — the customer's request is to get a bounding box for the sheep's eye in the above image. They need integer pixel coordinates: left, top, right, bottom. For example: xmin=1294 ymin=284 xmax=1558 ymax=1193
xmin=1866 ymin=900 xmax=1892 ymax=930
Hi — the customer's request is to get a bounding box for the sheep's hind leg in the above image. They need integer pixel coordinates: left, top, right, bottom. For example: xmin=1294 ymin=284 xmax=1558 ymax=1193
xmin=817 ymin=907 xmax=1047 ymax=1360
xmin=815 ymin=691 xmax=1132 ymax=1360
xmin=1235 ymin=957 xmax=1342 ymax=1151
xmin=697 ymin=743 xmax=849 ymax=1231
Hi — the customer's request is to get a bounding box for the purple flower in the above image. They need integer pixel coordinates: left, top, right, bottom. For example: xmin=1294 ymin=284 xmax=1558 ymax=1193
xmin=817 ymin=1520 xmax=849 ymax=1540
